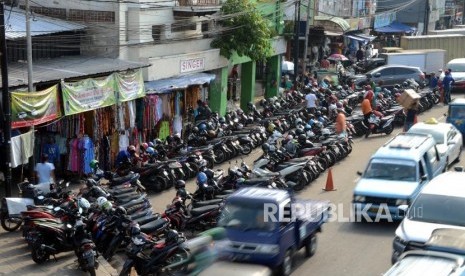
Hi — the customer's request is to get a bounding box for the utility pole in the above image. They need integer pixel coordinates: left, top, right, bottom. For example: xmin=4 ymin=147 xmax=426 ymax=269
xmin=293 ymin=0 xmax=301 ymax=81
xmin=302 ymin=0 xmax=314 ymax=75
xmin=26 ymin=0 xmax=33 ymax=92
xmin=0 ymin=2 xmax=12 ymax=197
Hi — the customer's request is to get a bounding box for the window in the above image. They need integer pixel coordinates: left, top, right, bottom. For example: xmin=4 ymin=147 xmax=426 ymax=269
xmin=419 ymin=160 xmax=425 ymax=179
xmin=425 ymin=147 xmax=439 ymax=168
xmin=379 ymin=68 xmax=396 ymax=76
xmin=394 ymin=68 xmax=415 ymax=75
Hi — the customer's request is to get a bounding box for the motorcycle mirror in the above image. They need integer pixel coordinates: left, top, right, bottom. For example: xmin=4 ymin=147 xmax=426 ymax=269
xmin=66 ymin=223 xmax=73 ymax=229
xmin=78 ymin=207 xmax=83 ymax=214
xmin=59 ymin=179 xmax=64 ymax=185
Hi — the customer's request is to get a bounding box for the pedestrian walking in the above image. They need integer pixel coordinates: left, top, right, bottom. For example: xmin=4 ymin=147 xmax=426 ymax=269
xmin=442 ymin=69 xmax=455 ymax=104
xmin=403 ymin=101 xmax=419 ymax=132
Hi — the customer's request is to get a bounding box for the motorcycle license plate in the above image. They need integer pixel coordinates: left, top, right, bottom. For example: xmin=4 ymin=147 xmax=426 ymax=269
xmin=83 ymin=250 xmax=94 ymax=258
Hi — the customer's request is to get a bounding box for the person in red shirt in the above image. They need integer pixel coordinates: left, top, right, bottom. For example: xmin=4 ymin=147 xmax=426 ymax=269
xmin=320 ymin=56 xmax=330 ymax=69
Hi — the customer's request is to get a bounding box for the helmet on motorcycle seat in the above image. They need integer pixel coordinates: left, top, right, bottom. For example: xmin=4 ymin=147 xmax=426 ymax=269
xmin=262 ymin=143 xmax=271 ymax=152
xmin=247 ymin=102 xmax=254 ymax=109
xmin=342 ymin=84 xmax=349 ymax=90
xmin=237 ymin=108 xmax=244 ymax=115
xmin=198 ymin=159 xmax=207 ymax=169
xmin=207 ymin=130 xmax=216 ymax=138
xmin=321 ymin=107 xmax=328 ymax=113
xmin=315 ymin=111 xmax=322 ymax=117
xmin=127 ymin=145 xmax=136 ymax=153
xmin=146 ymin=147 xmax=155 ymax=155
xmin=97 ymin=196 xmax=108 ymax=208
xmin=89 ymin=160 xmax=99 ymax=170
xmin=199 ymin=123 xmax=207 ymax=131
xmin=130 ymin=224 xmax=141 ymax=237
xmin=192 ymin=127 xmax=199 ymax=134
xmin=219 ymin=117 xmax=226 ymax=124
xmin=101 ymin=201 xmax=113 ymax=213
xmin=298 ymin=134 xmax=307 ymax=143
xmin=175 ymin=180 xmax=186 ymax=189
xmin=402 ymin=81 xmax=409 ymax=87
xmin=269 ymin=145 xmax=276 ymax=153
xmin=86 ymin=178 xmax=97 ymax=188
xmin=308 ymin=113 xmax=315 ymax=120
xmin=115 ymin=206 xmax=127 ymax=216
xmin=285 ymin=135 xmax=293 ymax=141
xmin=295 ymin=118 xmax=303 ymax=126
xmin=288 ymin=130 xmax=296 ymax=137
xmin=78 ymin=197 xmax=91 ymax=211
xmin=237 ymin=123 xmax=244 ymax=130
xmin=295 ymin=128 xmax=305 ymax=136
xmin=322 ymin=129 xmax=331 ymax=136
xmin=336 ymin=85 xmax=343 ymax=91
xmin=314 ymin=121 xmax=323 ymax=129
xmin=394 ymin=84 xmax=401 ymax=89
xmin=304 ymin=124 xmax=312 ymax=131
xmin=260 ymin=99 xmax=267 ymax=107
xmin=165 ymin=230 xmax=179 ymax=244
xmin=154 ymin=138 xmax=162 ymax=145
xmin=197 ymin=172 xmax=208 ymax=185
xmin=336 ymin=102 xmax=343 ymax=108
xmin=267 ymin=123 xmax=276 ymax=133
xmin=141 ymin=143 xmax=149 ymax=150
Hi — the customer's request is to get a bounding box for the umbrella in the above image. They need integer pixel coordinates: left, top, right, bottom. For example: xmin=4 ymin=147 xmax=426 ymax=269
xmin=327 ymin=54 xmax=348 ymax=61
xmin=282 ymin=61 xmax=294 ymax=71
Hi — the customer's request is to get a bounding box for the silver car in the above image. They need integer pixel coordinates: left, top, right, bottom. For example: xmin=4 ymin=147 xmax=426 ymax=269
xmin=352 ymin=65 xmax=426 ymax=88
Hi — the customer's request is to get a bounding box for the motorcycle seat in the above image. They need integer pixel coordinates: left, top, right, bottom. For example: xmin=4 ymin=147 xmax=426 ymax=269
xmin=112 ymin=191 xmax=140 ymax=200
xmin=128 ymin=209 xmax=152 ymax=221
xmin=193 ymin=199 xmax=223 ymax=207
xmin=286 ymin=157 xmax=310 ymax=162
xmin=111 ymin=173 xmax=139 ymax=185
xmin=140 ymin=218 xmax=168 ymax=234
xmin=120 ymin=198 xmax=146 ymax=209
xmin=190 ymin=205 xmax=219 ymax=216
xmin=215 ymin=194 xmax=230 ymax=200
xmin=115 ymin=193 xmax=141 ymax=204
xmin=134 ymin=214 xmax=160 ymax=226
xmin=107 ymin=186 xmax=137 ymax=195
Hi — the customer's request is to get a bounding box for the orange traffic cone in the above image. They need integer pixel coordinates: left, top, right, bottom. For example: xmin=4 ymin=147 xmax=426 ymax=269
xmin=323 ymin=167 xmax=337 ymax=191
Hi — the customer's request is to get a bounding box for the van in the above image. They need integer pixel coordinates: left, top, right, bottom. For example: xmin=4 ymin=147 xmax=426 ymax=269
xmin=352 ymin=133 xmax=446 ymax=221
xmin=446 ymin=98 xmax=465 ymax=139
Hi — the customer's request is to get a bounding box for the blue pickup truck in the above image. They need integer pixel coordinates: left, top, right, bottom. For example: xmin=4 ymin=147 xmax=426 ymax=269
xmin=217 ymin=187 xmax=330 ymax=276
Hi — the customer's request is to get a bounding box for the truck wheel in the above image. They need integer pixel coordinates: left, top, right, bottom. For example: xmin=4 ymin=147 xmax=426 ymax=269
xmin=305 ymin=234 xmax=317 ymax=257
xmin=278 ymin=249 xmax=293 ymax=276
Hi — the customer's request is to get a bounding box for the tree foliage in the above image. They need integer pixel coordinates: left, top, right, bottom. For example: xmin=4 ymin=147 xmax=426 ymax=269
xmin=211 ymin=0 xmax=274 ymax=61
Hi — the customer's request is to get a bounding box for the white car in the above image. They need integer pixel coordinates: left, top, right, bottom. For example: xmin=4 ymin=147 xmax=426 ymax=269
xmin=407 ymin=120 xmax=462 ymax=166
xmin=391 ymin=171 xmax=465 ymax=264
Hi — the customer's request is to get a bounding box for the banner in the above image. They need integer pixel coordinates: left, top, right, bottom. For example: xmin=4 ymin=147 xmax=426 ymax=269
xmin=11 ymin=85 xmax=61 ymax=129
xmin=115 ymin=70 xmax=145 ymax=102
xmin=62 ymin=75 xmax=117 ymax=116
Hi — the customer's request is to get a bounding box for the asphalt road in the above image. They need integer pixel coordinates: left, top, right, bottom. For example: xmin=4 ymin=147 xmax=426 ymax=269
xmin=125 ymin=102 xmax=464 ymax=276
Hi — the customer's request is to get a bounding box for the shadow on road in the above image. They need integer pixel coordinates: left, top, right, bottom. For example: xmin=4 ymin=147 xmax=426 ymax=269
xmin=336 ymin=220 xmax=400 ymax=236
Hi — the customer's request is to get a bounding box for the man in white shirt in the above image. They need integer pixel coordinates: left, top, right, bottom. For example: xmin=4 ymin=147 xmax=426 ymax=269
xmin=35 ymin=154 xmax=55 ymax=185
xmin=305 ymin=91 xmax=318 ymax=113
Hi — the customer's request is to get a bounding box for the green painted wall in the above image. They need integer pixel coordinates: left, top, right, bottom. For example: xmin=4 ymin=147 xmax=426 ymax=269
xmin=209 ymin=68 xmax=228 ymax=116
xmin=240 ymin=61 xmax=256 ymax=110
xmin=265 ymin=55 xmax=281 ymax=98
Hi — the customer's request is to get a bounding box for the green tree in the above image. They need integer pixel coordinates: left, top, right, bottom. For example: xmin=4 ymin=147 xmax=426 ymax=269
xmin=211 ymin=0 xmax=273 ymax=61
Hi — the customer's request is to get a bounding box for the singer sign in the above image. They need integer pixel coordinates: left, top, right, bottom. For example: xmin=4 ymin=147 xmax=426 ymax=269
xmin=180 ymin=58 xmax=205 ymax=73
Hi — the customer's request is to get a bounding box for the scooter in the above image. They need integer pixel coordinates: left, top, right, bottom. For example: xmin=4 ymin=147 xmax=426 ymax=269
xmin=365 ymin=114 xmax=395 ymax=138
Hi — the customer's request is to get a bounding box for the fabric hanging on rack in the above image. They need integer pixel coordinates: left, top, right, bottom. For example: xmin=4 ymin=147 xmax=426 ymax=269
xmin=80 ymin=135 xmax=94 ymax=174
xmin=128 ymin=100 xmax=136 ymax=129
xmin=110 ymin=132 xmax=119 ymax=166
xmin=173 ymin=115 xmax=182 ymax=135
xmin=159 ymin=120 xmax=170 ymax=141
xmin=118 ymin=104 xmax=125 ymax=131
xmin=119 ymin=131 xmax=129 ymax=152
xmin=155 ymin=95 xmax=163 ymax=123
xmin=68 ymin=138 xmax=80 ymax=172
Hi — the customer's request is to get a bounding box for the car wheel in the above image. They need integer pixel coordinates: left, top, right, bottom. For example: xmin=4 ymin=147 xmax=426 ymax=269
xmin=278 ymin=249 xmax=293 ymax=276
xmin=305 ymin=234 xmax=317 ymax=257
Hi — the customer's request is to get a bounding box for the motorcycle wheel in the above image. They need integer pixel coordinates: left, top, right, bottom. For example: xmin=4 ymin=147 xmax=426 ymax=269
xmin=385 ymin=124 xmax=394 ymax=135
xmin=240 ymin=144 xmax=252 ymax=155
xmin=1 ymin=212 xmax=22 ymax=232
xmin=213 ymin=149 xmax=226 ymax=164
xmin=32 ymin=244 xmax=50 ymax=264
xmin=162 ymin=247 xmax=190 ymax=275
xmin=146 ymin=176 xmax=167 ymax=192
xmin=203 ymin=156 xmax=214 ymax=169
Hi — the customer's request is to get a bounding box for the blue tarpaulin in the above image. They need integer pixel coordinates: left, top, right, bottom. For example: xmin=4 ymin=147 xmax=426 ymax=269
xmin=375 ymin=21 xmax=416 ymax=33
xmin=145 ymin=73 xmax=216 ymax=94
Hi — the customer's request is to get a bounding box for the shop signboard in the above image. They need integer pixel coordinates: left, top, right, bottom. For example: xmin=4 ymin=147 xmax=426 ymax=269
xmin=115 ymin=69 xmax=146 ymax=102
xmin=62 ymin=75 xmax=116 ymax=116
xmin=11 ymin=85 xmax=61 ymax=128
xmin=180 ymin=58 xmax=205 ymax=73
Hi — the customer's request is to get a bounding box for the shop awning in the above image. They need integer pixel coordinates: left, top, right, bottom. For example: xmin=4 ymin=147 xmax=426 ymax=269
xmin=314 ymin=16 xmax=350 ymax=33
xmin=145 ymin=73 xmax=216 ymax=94
xmin=5 ymin=6 xmax=86 ymax=40
xmin=345 ymin=33 xmax=377 ymax=43
xmin=374 ymin=21 xmax=416 ymax=33
xmin=3 ymin=56 xmax=150 ymax=88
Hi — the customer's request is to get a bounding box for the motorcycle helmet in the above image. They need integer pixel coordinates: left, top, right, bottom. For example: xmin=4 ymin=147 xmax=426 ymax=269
xmin=165 ymin=230 xmax=179 ymax=244
xmin=268 ymin=145 xmax=276 ymax=153
xmin=262 ymin=143 xmax=271 ymax=152
xmin=260 ymin=99 xmax=267 ymax=107
xmin=364 ymin=85 xmax=371 ymax=90
xmin=199 ymin=123 xmax=207 ymax=131
xmin=402 ymin=81 xmax=409 ymax=88
xmin=154 ymin=138 xmax=162 ymax=145
xmin=148 ymin=142 xmax=155 ymax=148
xmin=97 ymin=196 xmax=108 ymax=208
xmin=115 ymin=206 xmax=127 ymax=216
xmin=146 ymin=146 xmax=155 ymax=155
xmin=175 ymin=180 xmax=186 ymax=189
xmin=174 ymin=133 xmax=181 ymax=140
xmin=172 ymin=197 xmax=183 ymax=208
xmin=86 ymin=178 xmax=97 ymax=188
xmin=237 ymin=123 xmax=244 ymax=130
xmin=197 ymin=172 xmax=208 ymax=185
xmin=312 ymin=81 xmax=318 ymax=87
xmin=267 ymin=123 xmax=276 ymax=133
xmin=304 ymin=124 xmax=312 ymax=131
xmin=394 ymin=84 xmax=401 ymax=89
xmin=219 ymin=117 xmax=226 ymax=124
xmin=101 ymin=201 xmax=113 ymax=213
xmin=141 ymin=143 xmax=149 ymax=150
xmin=298 ymin=134 xmax=307 ymax=143
xmin=320 ymin=107 xmax=327 ymax=114
xmin=89 ymin=160 xmax=99 ymax=170
xmin=247 ymin=102 xmax=255 ymax=110
xmin=295 ymin=128 xmax=305 ymax=136
xmin=336 ymin=102 xmax=343 ymax=108
xmin=322 ymin=129 xmax=331 ymax=136
xmin=78 ymin=197 xmax=91 ymax=212
xmin=295 ymin=118 xmax=303 ymax=126
xmin=315 ymin=111 xmax=322 ymax=117
xmin=288 ymin=130 xmax=296 ymax=137
xmin=342 ymin=84 xmax=349 ymax=90
xmin=192 ymin=127 xmax=199 ymax=133
xmin=127 ymin=145 xmax=136 ymax=153
xmin=336 ymin=85 xmax=343 ymax=91
xmin=236 ymin=108 xmax=244 ymax=115
xmin=236 ymin=178 xmax=245 ymax=187
xmin=207 ymin=130 xmax=216 ymax=138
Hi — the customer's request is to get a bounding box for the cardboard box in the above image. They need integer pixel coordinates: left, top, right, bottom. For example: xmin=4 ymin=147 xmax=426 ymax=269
xmin=397 ymin=89 xmax=420 ymax=108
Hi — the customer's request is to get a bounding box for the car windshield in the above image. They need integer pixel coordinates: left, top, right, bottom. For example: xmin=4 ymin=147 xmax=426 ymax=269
xmin=364 ymin=159 xmax=417 ymax=181
xmin=409 ymin=129 xmax=444 ymax=144
xmin=449 ymin=106 xmax=465 ymax=118
xmin=408 ymin=194 xmax=465 ymax=226
xmin=447 ymin=63 xmax=465 ymax=72
xmin=218 ymin=202 xmax=276 ymax=232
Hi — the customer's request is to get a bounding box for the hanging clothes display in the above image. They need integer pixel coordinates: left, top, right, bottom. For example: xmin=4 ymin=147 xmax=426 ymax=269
xmin=79 ymin=135 xmax=94 ymax=174
xmin=68 ymin=137 xmax=80 ymax=172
